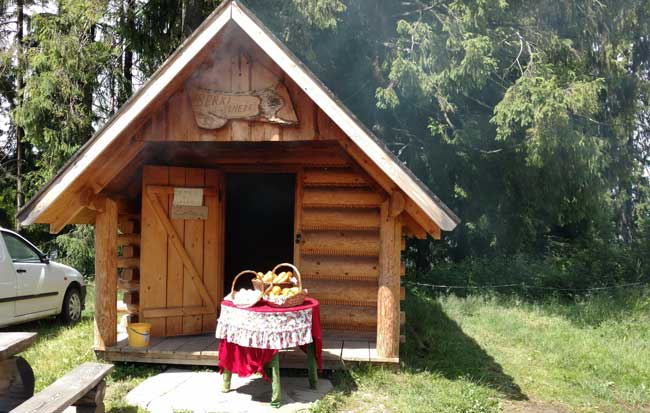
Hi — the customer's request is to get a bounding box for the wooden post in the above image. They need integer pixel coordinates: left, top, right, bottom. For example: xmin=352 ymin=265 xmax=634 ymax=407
xmin=94 ymin=197 xmax=118 ymax=350
xmin=73 ymin=380 xmax=107 ymax=413
xmin=377 ymin=197 xmax=402 ymax=358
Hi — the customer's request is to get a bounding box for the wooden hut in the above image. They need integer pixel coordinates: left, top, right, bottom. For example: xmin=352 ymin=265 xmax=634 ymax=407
xmin=17 ymin=0 xmax=459 ymax=367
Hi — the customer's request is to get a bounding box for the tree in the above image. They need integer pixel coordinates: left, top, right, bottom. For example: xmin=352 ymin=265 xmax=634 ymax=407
xmin=0 ymin=0 xmax=32 ymax=229
xmin=372 ymin=0 xmax=650 ymax=259
xmin=14 ymin=0 xmax=120 ymax=186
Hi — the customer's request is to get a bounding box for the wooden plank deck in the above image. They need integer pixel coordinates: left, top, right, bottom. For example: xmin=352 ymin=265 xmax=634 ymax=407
xmin=96 ymin=333 xmax=398 ymax=369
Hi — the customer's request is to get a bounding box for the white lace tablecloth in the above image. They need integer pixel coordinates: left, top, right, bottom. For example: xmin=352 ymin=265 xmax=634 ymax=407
xmin=215 ymin=302 xmax=314 ymax=350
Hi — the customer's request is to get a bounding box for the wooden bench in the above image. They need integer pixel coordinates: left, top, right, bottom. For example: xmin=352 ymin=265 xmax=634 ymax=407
xmin=10 ymin=362 xmax=114 ymax=413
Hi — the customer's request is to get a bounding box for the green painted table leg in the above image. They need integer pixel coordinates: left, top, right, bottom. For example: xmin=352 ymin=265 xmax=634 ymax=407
xmin=306 ymin=342 xmax=318 ymax=389
xmin=270 ymin=354 xmax=281 ymax=408
xmin=222 ymin=369 xmax=232 ymax=393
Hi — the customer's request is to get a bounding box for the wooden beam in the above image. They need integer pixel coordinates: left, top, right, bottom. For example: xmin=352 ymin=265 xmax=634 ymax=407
xmin=117 ymin=233 xmax=140 ymax=247
xmin=118 ymin=221 xmax=136 ymax=235
xmin=90 ymin=139 xmax=146 ymax=194
xmin=303 ymin=168 xmax=369 ymax=187
xmin=320 ymin=305 xmax=376 ymax=330
xmin=376 ymin=199 xmax=401 ymax=358
xmin=120 ymin=268 xmax=138 ymax=282
xmin=144 ymin=189 xmax=216 ymax=314
xmin=301 ymin=256 xmax=379 ymax=281
xmin=117 ymin=257 xmax=140 ymax=269
xmin=389 ymin=191 xmax=405 ymax=217
xmin=403 ymin=213 xmax=427 ymax=240
xmin=301 ymin=230 xmax=379 ymax=257
xmin=301 ymin=208 xmax=380 ymax=231
xmin=302 ymin=188 xmax=384 ymax=208
xmin=48 ymin=188 xmax=92 ymax=234
xmin=94 ymin=197 xmax=118 ymax=350
xmin=304 ymin=280 xmax=403 ymax=307
xmin=117 ymin=279 xmax=139 ymax=291
xmin=123 ymin=291 xmax=139 ymax=305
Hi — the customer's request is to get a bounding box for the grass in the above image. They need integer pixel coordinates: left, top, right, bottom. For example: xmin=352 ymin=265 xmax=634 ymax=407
xmin=1 ymin=284 xmax=161 ymax=412
xmin=2 ymin=284 xmax=649 ymax=412
xmin=313 ymin=287 xmax=650 ymax=413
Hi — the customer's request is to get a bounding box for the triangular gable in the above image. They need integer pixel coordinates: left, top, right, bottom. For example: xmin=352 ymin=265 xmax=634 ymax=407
xmin=17 ymin=0 xmax=459 ymax=234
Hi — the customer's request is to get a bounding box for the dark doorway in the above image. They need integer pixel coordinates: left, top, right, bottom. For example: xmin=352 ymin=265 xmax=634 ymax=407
xmin=224 ymin=173 xmax=295 ymax=292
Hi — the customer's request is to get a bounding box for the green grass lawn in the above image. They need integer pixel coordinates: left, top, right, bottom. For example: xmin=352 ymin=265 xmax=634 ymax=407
xmin=1 ymin=284 xmax=162 ymax=412
xmin=2 ymin=284 xmax=649 ymax=412
xmin=314 ymin=288 xmax=650 ymax=413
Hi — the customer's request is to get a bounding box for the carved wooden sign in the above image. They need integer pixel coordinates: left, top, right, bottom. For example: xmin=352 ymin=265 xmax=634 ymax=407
xmin=189 ymin=83 xmax=298 ymax=129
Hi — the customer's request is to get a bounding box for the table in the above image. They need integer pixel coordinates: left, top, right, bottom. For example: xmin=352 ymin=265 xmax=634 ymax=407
xmin=215 ymin=297 xmax=322 ymax=408
xmin=0 ymin=332 xmax=37 ymax=411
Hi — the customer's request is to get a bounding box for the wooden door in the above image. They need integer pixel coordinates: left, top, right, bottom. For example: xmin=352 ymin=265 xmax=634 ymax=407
xmin=140 ymin=166 xmax=225 ymax=337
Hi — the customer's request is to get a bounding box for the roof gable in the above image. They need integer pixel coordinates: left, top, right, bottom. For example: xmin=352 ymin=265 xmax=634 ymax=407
xmin=18 ymin=0 xmax=459 ymax=234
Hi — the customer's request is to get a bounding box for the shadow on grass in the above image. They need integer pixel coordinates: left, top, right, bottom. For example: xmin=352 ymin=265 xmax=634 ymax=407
xmin=402 ymin=291 xmax=527 ymax=401
xmin=320 ymin=369 xmax=358 ymax=396
xmin=0 ymin=310 xmax=95 ymax=343
xmin=110 ymin=361 xmax=167 ymax=382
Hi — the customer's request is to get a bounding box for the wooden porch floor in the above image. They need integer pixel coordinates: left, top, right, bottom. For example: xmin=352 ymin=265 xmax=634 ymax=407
xmin=96 ymin=333 xmax=398 ymax=369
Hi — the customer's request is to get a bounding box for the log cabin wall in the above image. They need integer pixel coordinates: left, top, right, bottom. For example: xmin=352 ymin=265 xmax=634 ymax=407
xmin=298 ymin=168 xmax=383 ymax=332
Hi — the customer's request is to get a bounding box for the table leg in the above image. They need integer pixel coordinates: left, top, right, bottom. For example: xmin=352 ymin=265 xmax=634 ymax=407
xmin=306 ymin=342 xmax=318 ymax=389
xmin=0 ymin=356 xmax=35 ymax=411
xmin=222 ymin=369 xmax=232 ymax=393
xmin=270 ymin=354 xmax=281 ymax=408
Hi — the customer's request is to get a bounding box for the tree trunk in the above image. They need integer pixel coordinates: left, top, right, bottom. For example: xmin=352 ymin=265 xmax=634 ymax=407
xmin=15 ymin=0 xmax=25 ymax=230
xmin=182 ymin=0 xmax=203 ymax=38
xmin=83 ymin=24 xmax=96 ymax=138
xmin=621 ymin=183 xmax=635 ymax=244
xmin=120 ymin=0 xmax=134 ymax=105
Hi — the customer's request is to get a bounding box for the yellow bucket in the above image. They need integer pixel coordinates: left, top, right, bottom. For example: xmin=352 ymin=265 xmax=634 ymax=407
xmin=127 ymin=323 xmax=151 ymax=347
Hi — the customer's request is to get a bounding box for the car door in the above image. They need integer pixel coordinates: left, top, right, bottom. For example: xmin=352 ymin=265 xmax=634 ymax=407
xmin=1 ymin=232 xmax=59 ymax=316
xmin=0 ymin=235 xmax=16 ymax=324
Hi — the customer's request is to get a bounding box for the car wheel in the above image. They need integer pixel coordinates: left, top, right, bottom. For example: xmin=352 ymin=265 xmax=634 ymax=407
xmin=60 ymin=287 xmax=82 ymax=324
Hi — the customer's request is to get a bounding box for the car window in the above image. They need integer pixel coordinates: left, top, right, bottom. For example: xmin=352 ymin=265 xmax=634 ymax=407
xmin=1 ymin=233 xmax=41 ymax=263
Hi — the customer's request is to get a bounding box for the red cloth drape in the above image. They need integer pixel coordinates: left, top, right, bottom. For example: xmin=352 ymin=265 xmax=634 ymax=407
xmin=218 ymin=297 xmax=322 ymax=380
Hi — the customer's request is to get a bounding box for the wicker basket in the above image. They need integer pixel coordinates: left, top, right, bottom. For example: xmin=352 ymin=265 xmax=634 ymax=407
xmin=251 ymin=278 xmax=267 ymax=292
xmin=251 ymin=279 xmax=293 ymax=292
xmin=230 ymin=270 xmax=263 ymax=308
xmin=264 ymin=263 xmax=307 ymax=308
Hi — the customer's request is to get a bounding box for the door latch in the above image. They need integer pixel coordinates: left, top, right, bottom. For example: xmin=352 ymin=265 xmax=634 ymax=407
xmin=295 ymin=233 xmax=302 ymax=244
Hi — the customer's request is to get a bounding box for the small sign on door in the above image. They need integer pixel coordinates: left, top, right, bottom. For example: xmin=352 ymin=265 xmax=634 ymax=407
xmin=172 ymin=188 xmax=208 ymax=220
